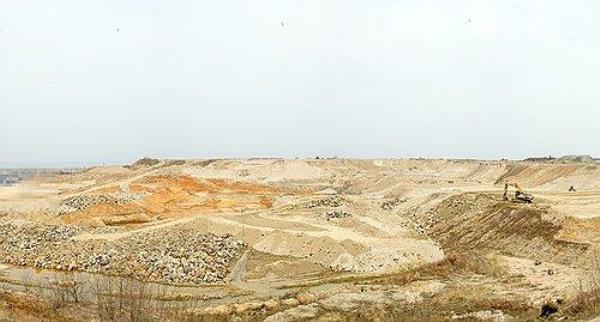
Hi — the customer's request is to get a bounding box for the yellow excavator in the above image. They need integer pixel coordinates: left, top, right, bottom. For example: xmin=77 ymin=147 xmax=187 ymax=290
xmin=503 ymin=182 xmax=534 ymax=203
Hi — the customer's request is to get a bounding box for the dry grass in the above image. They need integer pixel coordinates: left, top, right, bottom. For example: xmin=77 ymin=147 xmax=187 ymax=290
xmin=564 ymin=258 xmax=600 ymax=318
xmin=90 ymin=275 xmax=266 ymax=322
xmin=322 ymin=284 xmax=536 ymax=322
xmin=0 ymin=289 xmax=70 ymax=321
xmin=276 ymin=252 xmax=504 ymax=293
xmin=309 ymin=253 xmax=538 ymax=321
xmin=563 ymin=254 xmax=600 ymax=319
xmin=366 ymin=252 xmax=504 ymax=287
xmin=47 ymin=273 xmax=83 ymax=309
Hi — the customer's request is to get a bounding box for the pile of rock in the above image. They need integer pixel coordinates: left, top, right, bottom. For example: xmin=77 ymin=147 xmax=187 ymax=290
xmin=0 ymin=221 xmax=246 ymax=285
xmin=381 ymin=197 xmax=407 ymax=211
xmin=57 ymin=192 xmax=148 ymax=215
xmin=113 ymin=192 xmax=148 ymax=204
xmin=57 ymin=195 xmax=112 ymax=214
xmin=411 ymin=210 xmax=439 ymax=234
xmin=114 ymin=230 xmax=246 ymax=284
xmin=306 ymin=196 xmax=342 ymax=208
xmin=325 ymin=211 xmax=352 ymax=221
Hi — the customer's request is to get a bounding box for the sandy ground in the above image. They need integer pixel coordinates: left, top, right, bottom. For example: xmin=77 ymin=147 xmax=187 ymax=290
xmin=2 ymin=158 xmax=600 ymax=320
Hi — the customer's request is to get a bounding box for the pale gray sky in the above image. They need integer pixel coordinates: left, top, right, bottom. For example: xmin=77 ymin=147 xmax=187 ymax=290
xmin=1 ymin=1 xmax=599 ymax=167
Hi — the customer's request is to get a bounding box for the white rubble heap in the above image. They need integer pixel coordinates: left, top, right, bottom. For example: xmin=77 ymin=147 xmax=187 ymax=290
xmin=0 ymin=220 xmax=246 ymax=284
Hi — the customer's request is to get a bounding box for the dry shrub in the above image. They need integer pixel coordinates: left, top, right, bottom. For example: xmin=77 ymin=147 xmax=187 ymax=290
xmin=565 ymin=253 xmax=600 ymax=318
xmin=333 ymin=285 xmax=534 ymax=321
xmin=0 ymin=290 xmax=56 ymax=319
xmin=380 ymin=253 xmax=503 ymax=286
xmin=434 ymin=285 xmax=531 ymax=316
xmin=565 ymin=274 xmax=600 ymax=317
xmin=47 ymin=273 xmax=83 ymax=309
xmin=91 ymin=275 xmax=211 ymax=322
xmin=93 ymin=275 xmax=155 ymax=322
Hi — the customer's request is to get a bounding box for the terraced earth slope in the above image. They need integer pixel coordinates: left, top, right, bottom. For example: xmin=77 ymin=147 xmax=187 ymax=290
xmin=2 ymin=158 xmax=600 ymax=320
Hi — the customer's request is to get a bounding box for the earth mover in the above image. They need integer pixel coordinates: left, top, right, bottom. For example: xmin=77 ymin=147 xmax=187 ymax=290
xmin=503 ymin=182 xmax=534 ymax=203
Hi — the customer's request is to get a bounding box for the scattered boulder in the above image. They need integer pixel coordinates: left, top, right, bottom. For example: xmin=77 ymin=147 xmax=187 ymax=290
xmin=305 ymin=196 xmax=342 ymax=208
xmin=381 ymin=197 xmax=407 ymax=211
xmin=325 ymin=211 xmax=352 ymax=221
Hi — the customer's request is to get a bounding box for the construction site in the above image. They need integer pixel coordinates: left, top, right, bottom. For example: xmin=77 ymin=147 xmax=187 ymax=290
xmin=1 ymin=157 xmax=600 ymax=321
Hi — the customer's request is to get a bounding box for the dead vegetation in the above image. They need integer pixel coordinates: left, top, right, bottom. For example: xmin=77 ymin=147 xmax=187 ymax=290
xmin=360 ymin=253 xmax=505 ymax=287
xmin=48 ymin=274 xmax=82 ymax=309
xmin=325 ymin=289 xmax=535 ymax=321
xmin=0 ymin=289 xmax=67 ymax=321
xmin=563 ymin=255 xmax=600 ymax=319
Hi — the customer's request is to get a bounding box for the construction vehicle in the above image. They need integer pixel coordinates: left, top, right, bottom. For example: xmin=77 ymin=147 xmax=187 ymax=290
xmin=503 ymin=182 xmax=534 ymax=203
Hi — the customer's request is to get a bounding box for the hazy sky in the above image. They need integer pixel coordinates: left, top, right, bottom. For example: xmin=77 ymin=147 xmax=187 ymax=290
xmin=1 ymin=1 xmax=599 ymax=167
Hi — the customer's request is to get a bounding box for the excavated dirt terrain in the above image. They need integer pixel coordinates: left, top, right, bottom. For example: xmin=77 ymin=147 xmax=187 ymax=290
xmin=2 ymin=158 xmax=600 ymax=320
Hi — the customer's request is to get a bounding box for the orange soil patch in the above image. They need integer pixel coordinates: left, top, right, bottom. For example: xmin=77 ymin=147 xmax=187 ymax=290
xmin=60 ymin=202 xmax=147 ymax=225
xmin=135 ymin=188 xmax=190 ymax=214
xmin=85 ymin=202 xmax=144 ymax=217
xmin=199 ymin=196 xmax=273 ymax=210
xmin=129 ymin=184 xmax=155 ymax=193
xmin=206 ymin=179 xmax=279 ymax=194
xmin=59 ymin=176 xmax=279 ymax=225
xmin=135 ymin=175 xmax=279 ymax=195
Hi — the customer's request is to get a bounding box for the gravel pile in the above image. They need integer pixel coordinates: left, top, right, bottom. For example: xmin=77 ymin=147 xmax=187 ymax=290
xmin=57 ymin=193 xmax=148 ymax=215
xmin=59 ymin=195 xmax=111 ymax=213
xmin=113 ymin=192 xmax=148 ymax=204
xmin=410 ymin=209 xmax=438 ymax=234
xmin=0 ymin=221 xmax=246 ymax=285
xmin=381 ymin=197 xmax=407 ymax=211
xmin=306 ymin=196 xmax=342 ymax=208
xmin=325 ymin=211 xmax=352 ymax=221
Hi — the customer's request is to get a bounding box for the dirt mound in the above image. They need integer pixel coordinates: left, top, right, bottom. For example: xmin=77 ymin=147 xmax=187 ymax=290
xmin=427 ymin=194 xmax=589 ymax=265
xmin=131 ymin=157 xmax=160 ymax=167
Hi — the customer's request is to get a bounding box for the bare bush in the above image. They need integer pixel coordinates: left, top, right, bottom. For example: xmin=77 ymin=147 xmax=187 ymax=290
xmin=565 ymin=254 xmax=600 ymax=317
xmin=47 ymin=273 xmax=82 ymax=309
xmin=93 ymin=275 xmax=152 ymax=321
xmin=91 ymin=275 xmax=205 ymax=322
